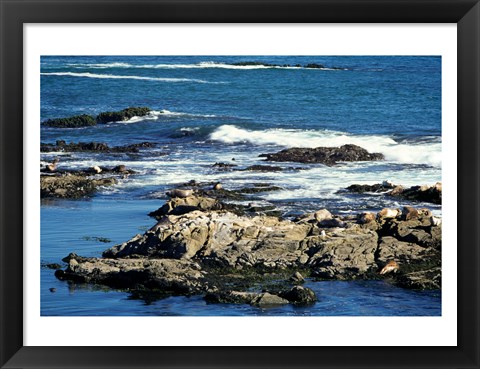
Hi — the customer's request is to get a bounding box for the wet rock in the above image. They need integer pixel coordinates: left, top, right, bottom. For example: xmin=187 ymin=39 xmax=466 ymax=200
xmin=40 ymin=174 xmax=117 ymax=199
xmin=304 ymin=63 xmax=325 ymax=69
xmin=395 ymin=183 xmax=442 ymax=204
xmin=260 ymin=144 xmax=384 ymax=166
xmin=56 ymin=255 xmax=206 ymax=294
xmin=394 ymin=267 xmax=441 ymax=290
xmin=96 ymin=107 xmax=151 ymax=124
xmin=279 ymin=286 xmax=317 ymax=304
xmin=252 ymin=293 xmax=289 ymax=306
xmin=41 ymin=140 xmax=155 ymax=153
xmin=242 ymin=165 xmax=284 ymax=172
xmin=205 ymin=290 xmax=288 ymax=306
xmin=344 ymin=182 xmax=442 ymax=205
xmin=43 ymin=114 xmax=96 ymax=128
xmin=211 ymin=162 xmax=237 ymax=170
xmin=345 ymin=183 xmax=393 ymax=193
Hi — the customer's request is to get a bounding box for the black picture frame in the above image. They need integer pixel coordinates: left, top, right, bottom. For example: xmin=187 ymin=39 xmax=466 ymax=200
xmin=1 ymin=1 xmax=479 ymax=368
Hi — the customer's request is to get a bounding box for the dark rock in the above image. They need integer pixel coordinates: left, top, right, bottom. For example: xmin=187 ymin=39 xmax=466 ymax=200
xmin=96 ymin=107 xmax=151 ymax=124
xmin=41 ymin=140 xmax=155 ymax=153
xmin=212 ymin=162 xmax=237 ymax=170
xmin=243 ymin=165 xmax=284 ymax=172
xmin=44 ymin=263 xmax=62 ymax=270
xmin=344 ymin=182 xmax=442 ymax=205
xmin=345 ymin=183 xmax=393 ymax=193
xmin=43 ymin=114 xmax=96 ymax=128
xmin=49 ymin=288 xmax=57 ymax=293
xmin=260 ymin=144 xmax=384 ymax=166
xmin=304 ymin=63 xmax=325 ymax=69
xmin=392 ymin=183 xmax=442 ymax=205
xmin=279 ymin=286 xmax=317 ymax=304
xmin=40 ymin=174 xmax=117 ymax=199
xmin=394 ymin=267 xmax=441 ymax=290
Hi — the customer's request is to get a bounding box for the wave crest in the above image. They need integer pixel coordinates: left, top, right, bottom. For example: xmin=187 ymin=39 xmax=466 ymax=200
xmin=209 ymin=125 xmax=441 ymax=167
xmin=40 ymin=72 xmax=220 ymax=84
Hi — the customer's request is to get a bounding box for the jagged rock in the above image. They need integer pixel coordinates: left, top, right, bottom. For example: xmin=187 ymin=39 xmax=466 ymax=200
xmin=394 ymin=267 xmax=441 ymax=290
xmin=56 ymin=254 xmax=205 ymax=294
xmin=345 ymin=182 xmax=442 ymax=205
xmin=58 ymin=205 xmax=442 ymax=294
xmin=260 ymin=144 xmax=384 ymax=166
xmin=308 ymin=228 xmax=379 ymax=279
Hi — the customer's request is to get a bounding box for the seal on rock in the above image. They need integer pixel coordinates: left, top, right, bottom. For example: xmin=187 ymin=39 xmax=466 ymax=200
xmin=314 ymin=209 xmax=332 ymax=222
xmin=380 ymin=260 xmax=399 ymax=275
xmin=46 ymin=158 xmax=59 ymax=172
xmin=167 ymin=189 xmax=194 ymax=198
xmin=378 ymin=208 xmax=399 ymax=219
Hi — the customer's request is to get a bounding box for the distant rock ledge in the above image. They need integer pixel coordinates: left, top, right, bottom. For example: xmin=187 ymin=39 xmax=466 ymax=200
xmin=43 ymin=107 xmax=152 ymax=128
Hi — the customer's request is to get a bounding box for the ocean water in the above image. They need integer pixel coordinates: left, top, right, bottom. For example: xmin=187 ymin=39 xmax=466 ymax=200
xmin=40 ymin=56 xmax=442 ymax=316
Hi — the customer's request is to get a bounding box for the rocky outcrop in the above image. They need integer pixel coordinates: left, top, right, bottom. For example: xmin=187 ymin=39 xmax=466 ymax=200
xmin=230 ymin=61 xmax=346 ymax=70
xmin=55 ymin=254 xmax=206 ymax=294
xmin=96 ymin=107 xmax=151 ymax=124
xmin=260 ymin=144 xmax=384 ymax=166
xmin=344 ymin=182 xmax=442 ymax=204
xmin=41 ymin=140 xmax=155 ymax=153
xmin=42 ymin=107 xmax=152 ymax=128
xmin=205 ymin=286 xmax=316 ymax=306
xmin=55 ymin=197 xmax=442 ymax=304
xmin=43 ymin=114 xmax=97 ymax=128
xmin=40 ymin=174 xmax=117 ymax=199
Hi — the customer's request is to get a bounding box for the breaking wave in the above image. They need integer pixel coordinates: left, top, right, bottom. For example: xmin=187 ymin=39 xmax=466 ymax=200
xmin=209 ymin=125 xmax=441 ymax=167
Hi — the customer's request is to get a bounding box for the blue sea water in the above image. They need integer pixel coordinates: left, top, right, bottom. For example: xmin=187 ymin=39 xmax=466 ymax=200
xmin=40 ymin=56 xmax=442 ymax=316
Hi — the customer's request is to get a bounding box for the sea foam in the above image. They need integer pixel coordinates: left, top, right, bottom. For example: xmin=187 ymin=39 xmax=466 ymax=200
xmin=40 ymin=72 xmax=219 ymax=84
xmin=63 ymin=61 xmax=338 ymax=71
xmin=209 ymin=125 xmax=441 ymax=167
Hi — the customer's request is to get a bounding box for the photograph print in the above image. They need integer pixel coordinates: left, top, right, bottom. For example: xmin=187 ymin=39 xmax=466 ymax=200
xmin=40 ymin=56 xmax=442 ymax=316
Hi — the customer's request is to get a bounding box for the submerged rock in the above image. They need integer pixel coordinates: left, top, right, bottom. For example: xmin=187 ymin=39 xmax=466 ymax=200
xmin=260 ymin=144 xmax=384 ymax=166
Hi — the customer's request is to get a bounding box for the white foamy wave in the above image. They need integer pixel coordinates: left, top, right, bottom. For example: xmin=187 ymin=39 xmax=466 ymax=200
xmin=63 ymin=61 xmax=338 ymax=71
xmin=40 ymin=72 xmax=219 ymax=84
xmin=209 ymin=125 xmax=441 ymax=167
xmin=116 ymin=110 xmax=217 ymax=124
xmin=66 ymin=62 xmax=133 ymax=69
